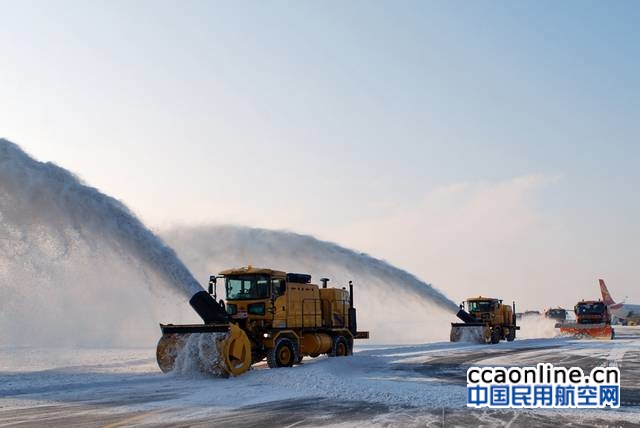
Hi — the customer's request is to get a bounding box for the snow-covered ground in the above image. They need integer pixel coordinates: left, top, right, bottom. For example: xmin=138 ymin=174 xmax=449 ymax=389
xmin=2 ymin=328 xmax=640 ymax=427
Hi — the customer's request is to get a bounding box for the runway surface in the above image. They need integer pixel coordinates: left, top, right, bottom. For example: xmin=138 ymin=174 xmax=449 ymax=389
xmin=1 ymin=327 xmax=639 ymax=427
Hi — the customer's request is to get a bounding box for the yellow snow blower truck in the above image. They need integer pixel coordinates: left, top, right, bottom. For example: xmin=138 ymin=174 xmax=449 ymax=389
xmin=557 ymin=299 xmax=614 ymax=339
xmin=450 ymin=296 xmax=519 ymax=344
xmin=157 ymin=266 xmax=369 ymax=376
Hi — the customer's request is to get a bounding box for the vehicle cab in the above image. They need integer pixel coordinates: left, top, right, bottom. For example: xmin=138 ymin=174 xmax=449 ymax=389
xmin=574 ymin=300 xmax=610 ymax=325
xmin=465 ymin=297 xmax=501 ymax=322
xmin=213 ymin=267 xmax=287 ymax=322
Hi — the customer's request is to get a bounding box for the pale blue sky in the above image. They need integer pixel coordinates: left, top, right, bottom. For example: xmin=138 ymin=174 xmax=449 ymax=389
xmin=1 ymin=1 xmax=638 ymax=306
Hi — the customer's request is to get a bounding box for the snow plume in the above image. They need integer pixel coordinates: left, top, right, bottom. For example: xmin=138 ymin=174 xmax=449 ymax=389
xmin=0 ymin=138 xmax=457 ymax=346
xmin=162 ymin=225 xmax=460 ymax=343
xmin=0 ymin=139 xmax=202 ymax=297
xmin=0 ymin=139 xmax=202 ymax=347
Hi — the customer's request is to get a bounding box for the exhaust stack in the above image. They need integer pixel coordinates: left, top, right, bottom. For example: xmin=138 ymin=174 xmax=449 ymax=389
xmin=348 ymin=280 xmax=357 ymax=335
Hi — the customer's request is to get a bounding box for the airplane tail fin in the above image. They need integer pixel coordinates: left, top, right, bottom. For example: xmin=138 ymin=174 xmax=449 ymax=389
xmin=599 ymin=279 xmax=616 ymax=306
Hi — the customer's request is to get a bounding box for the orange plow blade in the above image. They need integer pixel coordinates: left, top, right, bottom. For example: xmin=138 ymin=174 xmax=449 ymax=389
xmin=558 ymin=323 xmax=614 ymax=340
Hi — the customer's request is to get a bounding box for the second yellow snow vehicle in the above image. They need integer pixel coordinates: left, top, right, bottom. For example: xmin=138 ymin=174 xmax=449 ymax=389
xmin=450 ymin=296 xmax=519 ymax=344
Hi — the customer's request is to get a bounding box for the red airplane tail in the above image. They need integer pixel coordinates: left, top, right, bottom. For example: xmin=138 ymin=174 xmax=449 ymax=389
xmin=599 ymin=279 xmax=616 ymax=306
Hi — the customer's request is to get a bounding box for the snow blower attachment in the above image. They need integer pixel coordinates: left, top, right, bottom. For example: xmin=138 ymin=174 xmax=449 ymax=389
xmin=156 ymin=290 xmax=252 ymax=376
xmin=450 ymin=297 xmax=519 ymax=344
xmin=157 ymin=267 xmax=369 ymax=376
xmin=557 ymin=300 xmax=614 ymax=340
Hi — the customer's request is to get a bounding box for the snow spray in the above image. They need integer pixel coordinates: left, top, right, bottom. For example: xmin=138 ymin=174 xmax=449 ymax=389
xmin=163 ymin=225 xmax=459 ymax=313
xmin=0 ymin=138 xmax=458 ymax=345
xmin=0 ymin=139 xmax=202 ymax=298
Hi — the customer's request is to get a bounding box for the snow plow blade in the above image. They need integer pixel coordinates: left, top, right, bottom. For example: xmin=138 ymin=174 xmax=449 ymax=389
xmin=156 ymin=322 xmax=252 ymax=376
xmin=558 ymin=323 xmax=615 ymax=340
xmin=450 ymin=323 xmax=489 ymax=343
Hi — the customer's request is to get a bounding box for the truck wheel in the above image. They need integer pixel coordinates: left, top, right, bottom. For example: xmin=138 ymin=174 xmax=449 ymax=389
xmin=506 ymin=328 xmax=516 ymax=342
xmin=490 ymin=328 xmax=501 ymax=344
xmin=329 ymin=336 xmax=350 ymax=357
xmin=267 ymin=337 xmax=297 ymax=368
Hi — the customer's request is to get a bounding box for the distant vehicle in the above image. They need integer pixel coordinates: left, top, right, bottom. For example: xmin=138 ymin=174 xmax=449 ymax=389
xmin=600 ymin=279 xmax=640 ymax=326
xmin=450 ymin=296 xmax=519 ymax=344
xmin=514 ymin=310 xmax=540 ymax=319
xmin=545 ymin=308 xmax=568 ymax=322
xmin=558 ymin=299 xmax=614 ymax=339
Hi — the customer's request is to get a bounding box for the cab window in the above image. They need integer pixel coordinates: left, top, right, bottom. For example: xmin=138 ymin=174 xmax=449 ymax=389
xmin=272 ymin=279 xmax=286 ymax=297
xmin=468 ymin=301 xmax=493 ymax=312
xmin=226 ymin=275 xmax=270 ymax=300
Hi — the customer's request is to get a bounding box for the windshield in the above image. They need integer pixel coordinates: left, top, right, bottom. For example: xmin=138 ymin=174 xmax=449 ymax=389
xmin=576 ymin=302 xmax=605 ymax=315
xmin=226 ymin=275 xmax=271 ymax=300
xmin=468 ymin=301 xmax=494 ymax=313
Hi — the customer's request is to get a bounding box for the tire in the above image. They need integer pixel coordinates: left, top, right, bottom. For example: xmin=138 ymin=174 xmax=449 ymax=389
xmin=490 ymin=328 xmax=501 ymax=344
xmin=266 ymin=337 xmax=298 ymax=368
xmin=329 ymin=335 xmax=351 ymax=357
xmin=506 ymin=327 xmax=516 ymax=342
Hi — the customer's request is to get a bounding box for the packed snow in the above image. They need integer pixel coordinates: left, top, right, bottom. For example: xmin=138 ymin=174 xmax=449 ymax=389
xmin=2 ymin=329 xmax=640 ymax=427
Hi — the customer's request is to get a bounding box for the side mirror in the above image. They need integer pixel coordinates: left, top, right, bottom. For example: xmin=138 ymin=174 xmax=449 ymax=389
xmin=208 ymin=275 xmax=217 ymax=297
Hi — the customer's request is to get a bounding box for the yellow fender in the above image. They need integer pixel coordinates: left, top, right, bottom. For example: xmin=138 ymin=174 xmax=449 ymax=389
xmin=217 ymin=323 xmax=253 ymax=376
